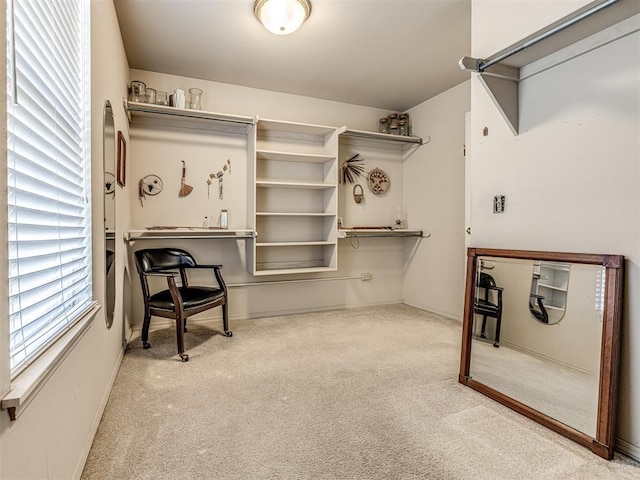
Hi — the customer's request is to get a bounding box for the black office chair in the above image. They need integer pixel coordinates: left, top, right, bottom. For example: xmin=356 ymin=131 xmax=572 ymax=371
xmin=474 ymin=272 xmax=503 ymax=348
xmin=134 ymin=248 xmax=232 ymax=362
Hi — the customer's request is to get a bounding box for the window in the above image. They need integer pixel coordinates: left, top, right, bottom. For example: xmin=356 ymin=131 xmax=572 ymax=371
xmin=7 ymin=0 xmax=91 ymax=376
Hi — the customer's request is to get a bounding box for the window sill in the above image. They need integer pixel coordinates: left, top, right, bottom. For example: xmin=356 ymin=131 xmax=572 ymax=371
xmin=1 ymin=302 xmax=100 ymax=421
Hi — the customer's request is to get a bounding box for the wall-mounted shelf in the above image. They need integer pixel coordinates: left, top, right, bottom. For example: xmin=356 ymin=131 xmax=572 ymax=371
xmin=338 ymin=228 xmax=426 ymax=238
xmin=125 ymin=228 xmax=255 ymax=241
xmin=124 ymin=100 xmax=255 ymax=134
xmin=341 ymin=129 xmax=423 ymax=146
xmin=459 ymin=0 xmax=640 ymax=134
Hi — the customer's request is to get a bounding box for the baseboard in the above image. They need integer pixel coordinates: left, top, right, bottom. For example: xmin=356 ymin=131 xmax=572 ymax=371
xmin=130 ymin=300 xmax=407 ymax=333
xmin=616 ymin=438 xmax=640 ymax=462
xmin=72 ymin=340 xmax=127 ymax=480
xmin=402 ymin=301 xmax=463 ymax=323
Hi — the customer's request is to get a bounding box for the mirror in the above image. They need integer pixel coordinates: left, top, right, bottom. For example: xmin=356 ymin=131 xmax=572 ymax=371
xmin=104 ymin=101 xmax=116 ymax=328
xmin=460 ymin=248 xmax=623 ymax=459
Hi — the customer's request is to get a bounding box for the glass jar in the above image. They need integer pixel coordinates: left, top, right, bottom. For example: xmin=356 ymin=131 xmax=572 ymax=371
xmin=399 ymin=113 xmax=410 ymax=135
xmin=155 ymin=90 xmax=169 ymax=106
xmin=389 ymin=125 xmax=399 ymax=135
xmin=145 ymin=88 xmax=156 ymax=104
xmin=398 ymin=120 xmax=408 ymax=136
xmin=379 ymin=118 xmax=390 ymax=134
xmin=388 ymin=113 xmax=399 ymax=129
xmin=129 ymin=80 xmax=146 ymax=102
xmin=188 ymin=88 xmax=203 ymax=110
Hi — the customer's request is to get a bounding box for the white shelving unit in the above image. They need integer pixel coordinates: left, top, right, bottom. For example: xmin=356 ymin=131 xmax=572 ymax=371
xmin=247 ymin=119 xmax=341 ymax=275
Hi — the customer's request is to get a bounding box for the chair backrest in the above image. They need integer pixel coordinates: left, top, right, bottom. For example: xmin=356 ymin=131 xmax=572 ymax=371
xmin=134 ymin=248 xmax=197 ymax=274
xmin=477 ymin=272 xmax=496 ymax=288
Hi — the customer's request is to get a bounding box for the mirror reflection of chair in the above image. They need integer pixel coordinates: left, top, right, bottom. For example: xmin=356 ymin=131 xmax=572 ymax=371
xmin=529 ymin=294 xmax=549 ymax=324
xmin=134 ymin=248 xmax=232 ymax=362
xmin=475 ymin=272 xmax=503 ymax=347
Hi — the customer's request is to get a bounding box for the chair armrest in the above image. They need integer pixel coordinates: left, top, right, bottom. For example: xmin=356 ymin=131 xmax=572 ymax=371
xmin=530 ymin=294 xmax=545 ymax=299
xmin=188 ymin=264 xmax=223 ymax=270
xmin=486 ymin=285 xmax=504 ymax=291
xmin=143 ymin=271 xmax=179 ymax=278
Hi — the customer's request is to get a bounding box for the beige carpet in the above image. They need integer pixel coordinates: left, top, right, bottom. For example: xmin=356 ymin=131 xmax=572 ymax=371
xmin=82 ymin=304 xmax=640 ymax=479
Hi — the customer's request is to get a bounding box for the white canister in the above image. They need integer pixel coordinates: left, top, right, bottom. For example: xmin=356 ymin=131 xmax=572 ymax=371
xmin=173 ymin=89 xmax=186 ymax=108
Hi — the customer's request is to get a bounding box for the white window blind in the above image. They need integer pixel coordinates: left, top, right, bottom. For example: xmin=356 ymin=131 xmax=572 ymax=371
xmin=7 ymin=0 xmax=91 ymax=375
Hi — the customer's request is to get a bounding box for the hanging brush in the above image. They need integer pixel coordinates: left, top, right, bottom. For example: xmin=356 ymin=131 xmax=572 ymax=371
xmin=179 ymin=160 xmax=193 ymax=197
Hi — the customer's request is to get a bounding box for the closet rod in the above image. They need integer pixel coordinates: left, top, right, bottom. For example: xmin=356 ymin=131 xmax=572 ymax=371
xmin=479 ymin=0 xmax=620 ymax=71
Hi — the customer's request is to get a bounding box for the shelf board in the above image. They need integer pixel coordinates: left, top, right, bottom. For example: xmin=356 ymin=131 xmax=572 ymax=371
xmin=256 ymin=241 xmax=335 ymax=247
xmin=256 ymin=149 xmax=335 ymax=163
xmin=125 ymin=228 xmax=254 ymax=241
xmin=341 ymin=129 xmax=423 ymax=145
xmin=545 ymin=305 xmax=565 ymax=312
xmin=256 ymin=180 xmax=336 ymax=190
xmin=538 ymin=283 xmax=568 ymax=292
xmin=254 ymin=266 xmax=337 ymax=276
xmin=256 ymin=212 xmax=336 ymax=217
xmin=125 ymin=100 xmax=255 ymax=134
xmin=257 ymin=118 xmax=337 ymax=137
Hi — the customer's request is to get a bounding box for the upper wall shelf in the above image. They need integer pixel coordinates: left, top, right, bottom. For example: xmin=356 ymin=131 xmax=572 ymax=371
xmin=340 ymin=129 xmax=424 ymax=148
xmin=459 ymin=0 xmax=640 ymax=135
xmin=124 ymin=100 xmax=255 ymax=134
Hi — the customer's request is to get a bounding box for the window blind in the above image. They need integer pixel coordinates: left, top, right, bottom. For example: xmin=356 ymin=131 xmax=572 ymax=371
xmin=7 ymin=0 xmax=91 ymax=375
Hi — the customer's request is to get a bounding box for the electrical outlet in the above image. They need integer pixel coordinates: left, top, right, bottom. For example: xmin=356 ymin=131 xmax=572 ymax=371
xmin=493 ymin=195 xmax=505 ymax=214
xmin=361 ymin=272 xmax=373 ymax=281
xmin=337 ymin=217 xmax=344 ymax=229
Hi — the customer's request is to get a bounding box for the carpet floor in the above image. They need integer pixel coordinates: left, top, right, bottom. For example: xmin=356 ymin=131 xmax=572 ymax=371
xmin=81 ymin=304 xmax=640 ymax=479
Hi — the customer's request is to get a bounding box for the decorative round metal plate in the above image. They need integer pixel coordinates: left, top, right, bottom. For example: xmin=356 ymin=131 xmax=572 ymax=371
xmin=368 ymin=168 xmax=390 ymax=195
xmin=141 ymin=174 xmax=164 ymax=196
xmin=105 ymin=172 xmax=115 ymax=194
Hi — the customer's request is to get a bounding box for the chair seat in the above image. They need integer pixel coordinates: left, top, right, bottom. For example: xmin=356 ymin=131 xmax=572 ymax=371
xmin=149 ymin=286 xmax=225 ymax=311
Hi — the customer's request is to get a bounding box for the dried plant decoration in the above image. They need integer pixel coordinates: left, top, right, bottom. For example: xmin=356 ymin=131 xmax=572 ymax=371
xmin=340 ymin=153 xmax=366 ymax=185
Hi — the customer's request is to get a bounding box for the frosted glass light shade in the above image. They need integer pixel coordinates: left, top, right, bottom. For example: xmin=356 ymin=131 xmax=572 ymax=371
xmin=254 ymin=0 xmax=311 ymax=35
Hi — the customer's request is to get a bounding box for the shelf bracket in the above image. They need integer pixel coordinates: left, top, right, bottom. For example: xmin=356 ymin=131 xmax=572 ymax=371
xmin=458 ymin=0 xmax=640 ymax=136
xmin=461 ymin=57 xmax=520 ymax=135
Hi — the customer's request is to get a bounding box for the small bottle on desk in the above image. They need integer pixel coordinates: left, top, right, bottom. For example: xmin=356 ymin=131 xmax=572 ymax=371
xmin=220 ymin=210 xmax=228 ymax=229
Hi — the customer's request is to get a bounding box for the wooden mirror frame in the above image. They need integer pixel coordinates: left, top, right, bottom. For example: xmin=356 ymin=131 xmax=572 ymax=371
xmin=459 ymin=248 xmax=624 ymax=459
xmin=116 ymin=130 xmax=126 ymax=187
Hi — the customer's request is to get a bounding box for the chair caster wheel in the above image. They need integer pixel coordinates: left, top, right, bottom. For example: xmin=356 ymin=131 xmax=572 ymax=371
xmin=493 ymin=343 xmax=500 ymax=348
xmin=480 ymin=334 xmax=486 ymax=339
xmin=224 ymin=330 xmax=233 ymax=337
xmin=143 ymin=341 xmax=151 ymax=349
xmin=184 ymin=326 xmax=188 ymax=333
xmin=180 ymin=353 xmax=189 ymax=362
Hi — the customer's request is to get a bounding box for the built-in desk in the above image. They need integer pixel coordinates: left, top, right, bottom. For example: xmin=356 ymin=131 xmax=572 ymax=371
xmin=338 ymin=228 xmax=427 ymax=238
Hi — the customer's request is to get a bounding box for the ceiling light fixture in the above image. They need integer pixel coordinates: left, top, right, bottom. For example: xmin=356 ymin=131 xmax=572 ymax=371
xmin=254 ymin=0 xmax=311 ymax=35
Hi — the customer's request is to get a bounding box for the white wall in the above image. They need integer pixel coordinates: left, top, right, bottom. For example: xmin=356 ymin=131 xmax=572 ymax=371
xmin=402 ymin=81 xmax=470 ymax=319
xmin=125 ymin=70 xmax=415 ymax=328
xmin=0 ymin=1 xmax=131 ymax=478
xmin=469 ymin=1 xmax=640 ymax=457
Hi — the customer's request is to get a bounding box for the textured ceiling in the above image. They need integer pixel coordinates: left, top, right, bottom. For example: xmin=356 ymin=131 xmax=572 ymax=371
xmin=114 ymin=0 xmax=471 ymax=111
